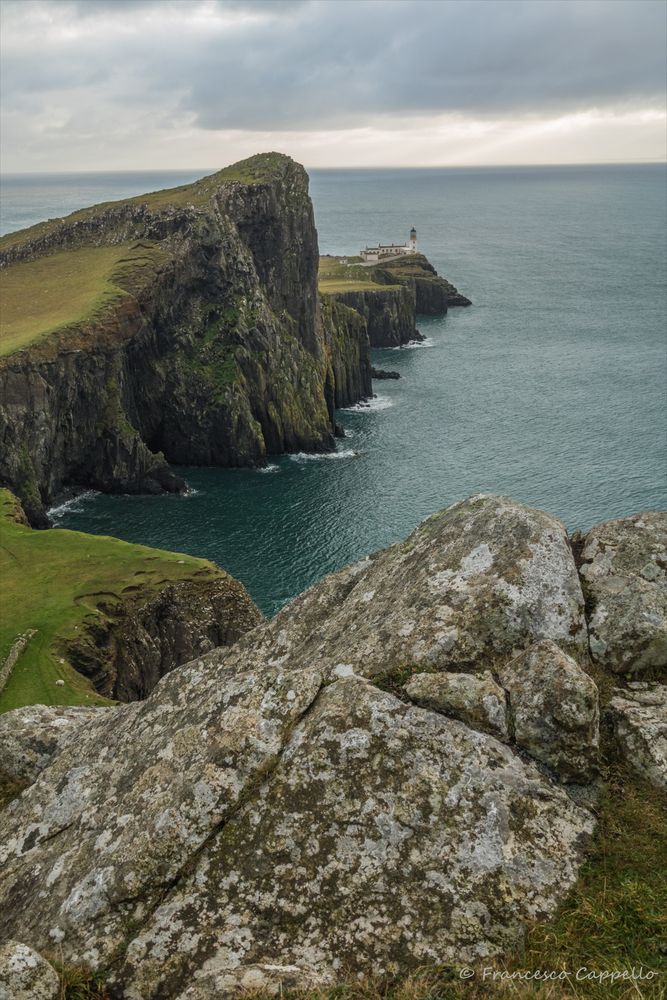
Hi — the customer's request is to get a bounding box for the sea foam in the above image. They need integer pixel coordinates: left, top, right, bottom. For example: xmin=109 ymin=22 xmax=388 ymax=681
xmin=47 ymin=490 xmax=99 ymax=521
xmin=346 ymin=395 xmax=394 ymax=412
xmin=289 ymin=449 xmax=358 ymax=463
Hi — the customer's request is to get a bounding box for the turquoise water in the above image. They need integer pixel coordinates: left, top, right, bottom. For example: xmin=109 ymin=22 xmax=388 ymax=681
xmin=2 ymin=165 xmax=666 ymax=615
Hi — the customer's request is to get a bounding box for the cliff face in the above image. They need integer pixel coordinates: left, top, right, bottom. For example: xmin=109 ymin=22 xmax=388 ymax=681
xmin=0 ymin=155 xmax=371 ymax=523
xmin=379 ymin=253 xmax=472 ymax=312
xmin=66 ymin=577 xmax=262 ymax=702
xmin=320 ymin=298 xmax=372 ymax=407
xmin=318 ymin=252 xmax=471 ymax=350
xmin=325 ymin=285 xmax=419 ymax=348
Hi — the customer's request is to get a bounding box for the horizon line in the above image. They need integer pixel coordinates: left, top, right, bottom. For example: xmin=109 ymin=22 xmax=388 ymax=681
xmin=1 ymin=158 xmax=666 ymax=177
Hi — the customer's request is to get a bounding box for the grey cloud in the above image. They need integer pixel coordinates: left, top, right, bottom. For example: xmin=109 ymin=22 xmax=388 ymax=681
xmin=2 ymin=0 xmax=665 ymax=131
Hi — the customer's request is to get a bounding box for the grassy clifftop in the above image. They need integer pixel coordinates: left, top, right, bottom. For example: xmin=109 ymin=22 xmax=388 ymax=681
xmin=0 ymin=489 xmax=226 ymax=713
xmin=0 ymin=153 xmax=301 ymax=357
xmin=0 ymin=152 xmax=297 ymax=253
xmin=0 ymin=241 xmax=170 ymax=357
xmin=318 ymin=255 xmax=402 ymax=294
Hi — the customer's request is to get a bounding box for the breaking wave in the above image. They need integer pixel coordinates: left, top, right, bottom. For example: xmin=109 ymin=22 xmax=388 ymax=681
xmin=346 ymin=395 xmax=394 ymax=412
xmin=47 ymin=491 xmax=99 ymax=521
xmin=389 ymin=337 xmax=435 ymax=350
xmin=290 ymin=449 xmax=358 ymax=462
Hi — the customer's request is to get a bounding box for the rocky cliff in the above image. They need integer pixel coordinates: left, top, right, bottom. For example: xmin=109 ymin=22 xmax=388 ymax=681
xmin=318 ymin=252 xmax=471 ymax=349
xmin=0 ymin=154 xmax=371 ymax=524
xmin=1 ymin=495 xmax=664 ymax=998
xmin=379 ymin=253 xmax=472 ymax=311
xmin=0 ymin=488 xmax=262 ymax=710
xmin=326 ymin=284 xmax=419 ymax=348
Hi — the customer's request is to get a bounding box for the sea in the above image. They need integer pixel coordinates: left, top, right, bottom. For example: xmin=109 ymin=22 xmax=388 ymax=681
xmin=1 ymin=164 xmax=666 ymax=615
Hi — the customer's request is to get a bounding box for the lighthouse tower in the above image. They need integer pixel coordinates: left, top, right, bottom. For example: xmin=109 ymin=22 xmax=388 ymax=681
xmin=409 ymin=227 xmax=417 ymax=252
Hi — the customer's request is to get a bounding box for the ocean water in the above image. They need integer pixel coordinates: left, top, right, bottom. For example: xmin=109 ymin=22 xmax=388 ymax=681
xmin=2 ymin=164 xmax=666 ymax=615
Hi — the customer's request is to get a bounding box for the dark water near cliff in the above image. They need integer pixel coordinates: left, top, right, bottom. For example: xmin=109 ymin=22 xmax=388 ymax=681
xmin=2 ymin=165 xmax=666 ymax=615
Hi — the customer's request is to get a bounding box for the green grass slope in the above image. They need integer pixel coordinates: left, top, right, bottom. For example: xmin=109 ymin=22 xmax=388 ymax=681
xmin=318 ymin=255 xmax=402 ymax=294
xmin=0 ymin=489 xmax=225 ymax=713
xmin=0 ymin=242 xmax=169 ymax=356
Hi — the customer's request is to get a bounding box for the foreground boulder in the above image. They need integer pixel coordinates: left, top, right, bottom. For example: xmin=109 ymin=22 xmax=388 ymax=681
xmin=404 ymin=669 xmax=508 ymax=740
xmin=0 ymin=494 xmax=632 ymax=997
xmin=0 ymin=941 xmax=58 ymax=1000
xmin=245 ymin=494 xmax=589 ymax=680
xmin=498 ymin=641 xmax=599 ymax=783
xmin=608 ymin=683 xmax=667 ymax=790
xmin=578 ymin=512 xmax=667 ymax=675
xmin=120 ymin=678 xmax=593 ymax=998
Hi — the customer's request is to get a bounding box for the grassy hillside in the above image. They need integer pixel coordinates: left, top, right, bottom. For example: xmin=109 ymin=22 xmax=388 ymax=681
xmin=0 ymin=241 xmax=169 ymax=356
xmin=0 ymin=490 xmax=225 ymax=713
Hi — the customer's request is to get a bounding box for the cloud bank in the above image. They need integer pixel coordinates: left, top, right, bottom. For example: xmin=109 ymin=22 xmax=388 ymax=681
xmin=1 ymin=0 xmax=665 ymax=170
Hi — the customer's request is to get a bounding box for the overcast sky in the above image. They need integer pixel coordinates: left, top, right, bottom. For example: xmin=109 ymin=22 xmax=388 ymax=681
xmin=1 ymin=0 xmax=666 ymax=172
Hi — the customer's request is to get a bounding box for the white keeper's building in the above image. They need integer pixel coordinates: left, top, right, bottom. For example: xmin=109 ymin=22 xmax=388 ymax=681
xmin=359 ymin=228 xmax=418 ymax=263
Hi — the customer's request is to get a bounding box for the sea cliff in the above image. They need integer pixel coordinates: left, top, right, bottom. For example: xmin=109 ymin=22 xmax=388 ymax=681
xmin=0 ymin=489 xmax=261 ymax=710
xmin=318 ymin=252 xmax=471 ymax=347
xmin=0 ymin=154 xmax=371 ymax=524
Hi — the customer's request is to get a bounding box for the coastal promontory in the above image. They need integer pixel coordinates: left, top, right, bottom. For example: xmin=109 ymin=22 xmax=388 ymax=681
xmin=0 ymin=154 xmax=371 ymax=524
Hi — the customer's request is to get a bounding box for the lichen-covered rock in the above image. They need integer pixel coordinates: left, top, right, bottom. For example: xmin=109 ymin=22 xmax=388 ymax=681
xmin=0 ymin=659 xmax=324 ymax=970
xmin=0 ymin=496 xmax=606 ymax=997
xmin=0 ymin=940 xmax=59 ymax=1000
xmin=607 ymin=683 xmax=667 ymax=790
xmin=499 ymin=640 xmax=599 ymax=783
xmin=117 ymin=678 xmax=593 ymax=998
xmin=243 ymin=494 xmax=588 ymax=680
xmin=404 ymin=670 xmax=508 ymax=740
xmin=175 ymin=962 xmax=330 ymax=999
xmin=0 ymin=704 xmax=104 ymax=784
xmin=578 ymin=512 xmax=667 ymax=675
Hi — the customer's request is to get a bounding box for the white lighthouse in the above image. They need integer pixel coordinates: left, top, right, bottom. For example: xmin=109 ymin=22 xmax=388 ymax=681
xmin=359 ymin=226 xmax=419 ymax=262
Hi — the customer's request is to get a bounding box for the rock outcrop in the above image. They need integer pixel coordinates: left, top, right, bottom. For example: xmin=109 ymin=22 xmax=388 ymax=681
xmin=498 ymin=640 xmax=599 ymax=783
xmin=404 ymin=669 xmax=508 ymax=740
xmin=379 ymin=253 xmax=472 ymax=312
xmin=0 ymin=704 xmax=104 ymax=784
xmin=0 ymin=494 xmax=610 ymax=998
xmin=66 ymin=576 xmax=263 ymax=701
xmin=608 ymin=683 xmax=667 ymax=789
xmin=325 ymin=284 xmax=420 ymax=348
xmin=318 ymin=253 xmax=471 ymax=348
xmin=576 ymin=512 xmax=667 ymax=674
xmin=0 ymin=154 xmax=372 ymax=524
xmin=0 ymin=941 xmax=59 ymax=1000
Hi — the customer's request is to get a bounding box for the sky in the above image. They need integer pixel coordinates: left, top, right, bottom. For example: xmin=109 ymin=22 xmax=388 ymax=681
xmin=1 ymin=0 xmax=666 ymax=172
